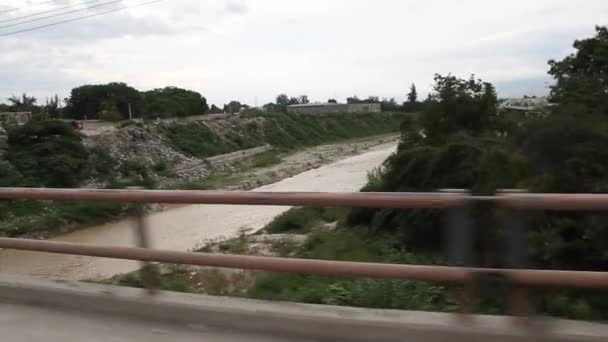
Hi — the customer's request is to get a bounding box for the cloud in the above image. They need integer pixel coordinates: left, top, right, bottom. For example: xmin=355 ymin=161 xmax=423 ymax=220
xmin=0 ymin=0 xmax=607 ymax=105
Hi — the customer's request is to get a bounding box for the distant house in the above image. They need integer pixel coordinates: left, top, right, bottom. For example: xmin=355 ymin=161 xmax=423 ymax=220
xmin=499 ymin=97 xmax=552 ymax=122
xmin=499 ymin=97 xmax=550 ymax=111
xmin=286 ymin=102 xmax=381 ymax=114
xmin=0 ymin=112 xmax=31 ymax=127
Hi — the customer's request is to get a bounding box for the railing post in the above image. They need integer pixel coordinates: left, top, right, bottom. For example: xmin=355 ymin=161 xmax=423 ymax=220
xmin=129 ymin=187 xmax=160 ymax=294
xmin=440 ymin=189 xmax=475 ymax=316
xmin=499 ymin=189 xmax=533 ymax=321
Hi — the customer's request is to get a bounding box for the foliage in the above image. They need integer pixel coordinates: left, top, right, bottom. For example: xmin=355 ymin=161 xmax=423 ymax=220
xmin=99 ymin=100 xmax=122 ymax=122
xmin=264 ymin=207 xmax=347 ymax=234
xmin=223 ymin=100 xmax=243 ymax=114
xmin=162 ymin=122 xmax=237 ymax=158
xmin=142 ymin=86 xmax=208 ymax=118
xmin=7 ymin=93 xmax=38 ymax=112
xmin=208 ymin=104 xmax=223 ymax=114
xmin=259 ymin=112 xmax=403 ymax=148
xmin=6 ymin=120 xmax=90 ymax=187
xmin=43 ymin=95 xmax=62 ymax=118
xmin=347 ymin=95 xmax=380 ymax=104
xmin=548 ymin=26 xmax=608 ymax=117
xmin=249 ymin=227 xmax=452 ymax=311
xmin=403 ymin=83 xmax=424 ymax=112
xmin=407 ymin=83 xmax=418 ymax=104
xmin=420 ymin=74 xmax=498 ymax=143
xmin=64 ymin=82 xmax=142 ymax=120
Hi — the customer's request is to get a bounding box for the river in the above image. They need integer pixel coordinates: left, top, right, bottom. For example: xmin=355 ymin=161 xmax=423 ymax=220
xmin=0 ymin=143 xmax=396 ymax=281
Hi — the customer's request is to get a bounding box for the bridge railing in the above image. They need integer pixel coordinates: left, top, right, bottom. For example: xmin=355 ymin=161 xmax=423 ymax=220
xmin=0 ymin=187 xmax=607 ymax=319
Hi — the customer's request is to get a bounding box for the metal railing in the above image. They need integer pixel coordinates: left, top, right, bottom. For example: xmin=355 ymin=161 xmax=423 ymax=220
xmin=0 ymin=187 xmax=607 ymax=318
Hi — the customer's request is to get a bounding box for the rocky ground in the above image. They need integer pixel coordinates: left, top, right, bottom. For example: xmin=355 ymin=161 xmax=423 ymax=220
xmin=216 ymin=135 xmax=398 ymax=190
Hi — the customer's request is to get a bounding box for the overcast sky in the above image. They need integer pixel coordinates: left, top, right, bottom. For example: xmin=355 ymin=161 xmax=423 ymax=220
xmin=0 ymin=0 xmax=607 ymax=106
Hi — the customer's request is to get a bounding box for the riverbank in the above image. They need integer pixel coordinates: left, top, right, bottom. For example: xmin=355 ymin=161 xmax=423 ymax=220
xmin=0 ymin=112 xmax=406 ymax=239
xmin=0 ymin=142 xmax=397 ymax=281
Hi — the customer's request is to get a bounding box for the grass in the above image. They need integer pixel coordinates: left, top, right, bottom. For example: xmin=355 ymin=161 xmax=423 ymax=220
xmin=161 ymin=112 xmax=404 ymax=159
xmin=173 ymin=149 xmax=285 ymax=190
xmin=264 ymin=207 xmax=347 ymax=234
xmin=247 ymin=226 xmax=453 ymax=311
xmin=0 ymin=200 xmax=138 ymax=237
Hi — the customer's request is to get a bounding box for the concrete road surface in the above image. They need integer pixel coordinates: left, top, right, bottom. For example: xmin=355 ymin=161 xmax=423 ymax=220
xmin=0 ymin=303 xmax=313 ymax=342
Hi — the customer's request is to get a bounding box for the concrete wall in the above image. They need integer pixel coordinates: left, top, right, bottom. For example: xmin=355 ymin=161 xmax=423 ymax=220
xmin=0 ymin=275 xmax=605 ymax=342
xmin=287 ymin=104 xmax=347 ymax=114
xmin=287 ymin=103 xmax=382 ymax=114
xmin=0 ymin=112 xmax=31 ymax=126
xmin=347 ymin=103 xmax=382 ymax=113
xmin=206 ymin=144 xmax=272 ymax=167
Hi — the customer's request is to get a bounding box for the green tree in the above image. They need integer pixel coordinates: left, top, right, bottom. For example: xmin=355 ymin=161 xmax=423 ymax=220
xmin=208 ymin=104 xmax=223 ymax=114
xmin=142 ymin=86 xmax=208 ymax=118
xmin=420 ymin=74 xmax=498 ymax=143
xmin=223 ymin=100 xmax=242 ymax=114
xmin=548 ymin=26 xmax=608 ymax=117
xmin=407 ymin=83 xmax=418 ymax=104
xmin=7 ymin=93 xmax=38 ymax=112
xmin=6 ymin=120 xmax=90 ymax=187
xmin=64 ymin=82 xmax=142 ymax=120
xmin=275 ymin=94 xmax=290 ymax=112
xmin=99 ymin=100 xmax=122 ymax=122
xmin=44 ymin=95 xmax=62 ymax=119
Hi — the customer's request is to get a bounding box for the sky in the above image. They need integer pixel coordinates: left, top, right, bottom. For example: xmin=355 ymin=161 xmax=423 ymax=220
xmin=0 ymin=0 xmax=607 ymax=107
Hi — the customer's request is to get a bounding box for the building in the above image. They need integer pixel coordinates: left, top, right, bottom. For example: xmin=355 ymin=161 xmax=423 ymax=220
xmin=286 ymin=102 xmax=381 ymax=114
xmin=0 ymin=112 xmax=31 ymax=126
xmin=499 ymin=97 xmax=550 ymax=111
xmin=345 ymin=103 xmax=381 ymax=113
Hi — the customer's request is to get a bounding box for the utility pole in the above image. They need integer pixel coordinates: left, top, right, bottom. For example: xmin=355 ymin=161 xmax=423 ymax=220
xmin=128 ymin=103 xmax=132 ymax=120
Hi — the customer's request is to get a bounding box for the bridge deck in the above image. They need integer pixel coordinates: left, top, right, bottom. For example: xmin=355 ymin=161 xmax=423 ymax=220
xmin=0 ymin=302 xmax=305 ymax=342
xmin=0 ymin=275 xmax=606 ymax=342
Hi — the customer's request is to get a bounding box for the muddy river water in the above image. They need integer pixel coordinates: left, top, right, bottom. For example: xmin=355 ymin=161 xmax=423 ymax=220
xmin=0 ymin=143 xmax=396 ymax=281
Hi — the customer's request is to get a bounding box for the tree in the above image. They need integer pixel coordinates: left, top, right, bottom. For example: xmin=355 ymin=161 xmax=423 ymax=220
xmin=276 ymin=94 xmax=290 ymax=112
xmin=223 ymin=100 xmax=242 ymax=114
xmin=380 ymin=97 xmax=400 ymax=112
xmin=407 ymin=83 xmax=418 ymax=104
xmin=99 ymin=100 xmax=122 ymax=122
xmin=548 ymin=26 xmax=608 ymax=117
xmin=142 ymin=86 xmax=208 ymax=118
xmin=208 ymin=104 xmax=223 ymax=114
xmin=298 ymin=95 xmax=310 ymax=104
xmin=346 ymin=96 xmax=360 ymax=104
xmin=44 ymin=95 xmax=62 ymax=119
xmin=64 ymin=82 xmax=142 ymax=120
xmin=6 ymin=120 xmax=90 ymax=187
xmin=327 ymin=98 xmax=337 ymax=103
xmin=420 ymin=74 xmax=498 ymax=143
xmin=7 ymin=93 xmax=37 ymax=112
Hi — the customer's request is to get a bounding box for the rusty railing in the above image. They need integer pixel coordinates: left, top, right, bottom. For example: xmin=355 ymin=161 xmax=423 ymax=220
xmin=0 ymin=187 xmax=607 ymax=318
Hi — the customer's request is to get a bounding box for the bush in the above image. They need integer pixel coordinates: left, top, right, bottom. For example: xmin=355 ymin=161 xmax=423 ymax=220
xmin=264 ymin=207 xmax=346 ymax=234
xmin=6 ymin=120 xmax=90 ymax=187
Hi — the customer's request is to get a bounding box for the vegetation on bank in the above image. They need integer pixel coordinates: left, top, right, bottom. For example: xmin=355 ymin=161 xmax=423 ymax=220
xmin=161 ymin=112 xmax=406 ymax=159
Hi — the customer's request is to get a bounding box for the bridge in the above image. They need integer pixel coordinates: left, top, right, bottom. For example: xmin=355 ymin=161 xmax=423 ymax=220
xmin=0 ymin=188 xmax=607 ymax=341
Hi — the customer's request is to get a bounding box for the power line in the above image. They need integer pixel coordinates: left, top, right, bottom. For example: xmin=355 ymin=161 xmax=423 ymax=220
xmin=0 ymin=0 xmax=109 ymax=24
xmin=0 ymin=0 xmax=165 ymax=37
xmin=0 ymin=0 xmax=126 ymax=30
xmin=0 ymin=7 xmax=19 ymax=15
xmin=0 ymin=0 xmax=77 ymax=16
